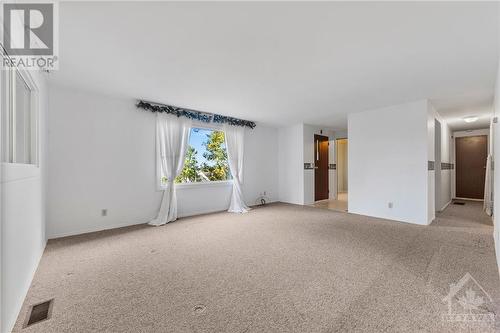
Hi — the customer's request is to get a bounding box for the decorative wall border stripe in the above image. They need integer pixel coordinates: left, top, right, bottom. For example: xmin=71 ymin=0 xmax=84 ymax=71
xmin=441 ymin=162 xmax=454 ymax=170
xmin=304 ymin=163 xmax=314 ymax=170
xmin=305 ymin=163 xmax=337 ymax=170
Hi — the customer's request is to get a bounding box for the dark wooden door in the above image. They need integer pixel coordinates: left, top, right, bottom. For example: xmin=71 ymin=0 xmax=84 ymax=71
xmin=314 ymin=135 xmax=329 ymax=201
xmin=456 ymin=135 xmax=488 ymax=199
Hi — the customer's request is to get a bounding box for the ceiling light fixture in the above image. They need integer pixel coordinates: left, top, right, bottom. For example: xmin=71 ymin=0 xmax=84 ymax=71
xmin=463 ymin=116 xmax=478 ymax=123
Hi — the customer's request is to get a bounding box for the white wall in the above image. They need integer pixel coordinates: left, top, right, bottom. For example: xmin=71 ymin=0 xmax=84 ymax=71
xmin=492 ymin=57 xmax=500 ymax=273
xmin=348 ymin=100 xmax=429 ymax=225
xmin=438 ymin=120 xmax=452 ymax=210
xmin=454 ymin=128 xmax=490 ymax=138
xmin=428 ymin=103 xmax=452 ymax=213
xmin=278 ymin=124 xmax=304 ymax=205
xmin=426 ymin=101 xmax=436 ymax=223
xmin=47 ymin=86 xmax=279 ymax=238
xmin=1 ymin=71 xmax=48 ymax=333
xmin=434 ymin=119 xmax=442 ymax=213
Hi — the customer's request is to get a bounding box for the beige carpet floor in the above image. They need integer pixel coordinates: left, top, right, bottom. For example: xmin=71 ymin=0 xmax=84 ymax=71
xmin=13 ymin=201 xmax=500 ymax=332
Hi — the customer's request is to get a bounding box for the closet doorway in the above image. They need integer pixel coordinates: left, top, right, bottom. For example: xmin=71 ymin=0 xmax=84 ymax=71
xmin=314 ymin=135 xmax=329 ymax=201
xmin=336 ymin=138 xmax=348 ymax=203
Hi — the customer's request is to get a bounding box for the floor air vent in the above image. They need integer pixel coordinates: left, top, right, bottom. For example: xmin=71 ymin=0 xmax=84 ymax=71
xmin=453 ymin=201 xmax=466 ymax=205
xmin=193 ymin=304 xmax=206 ymax=315
xmin=24 ymin=299 xmax=53 ymax=328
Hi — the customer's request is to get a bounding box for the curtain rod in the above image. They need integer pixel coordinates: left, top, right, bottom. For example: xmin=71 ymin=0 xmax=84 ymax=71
xmin=136 ymin=100 xmax=256 ymax=129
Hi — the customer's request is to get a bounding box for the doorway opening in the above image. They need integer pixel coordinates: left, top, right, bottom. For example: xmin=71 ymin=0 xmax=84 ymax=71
xmin=336 ymin=138 xmax=348 ymax=201
xmin=312 ymin=137 xmax=348 ymax=212
xmin=314 ymin=134 xmax=329 ymax=201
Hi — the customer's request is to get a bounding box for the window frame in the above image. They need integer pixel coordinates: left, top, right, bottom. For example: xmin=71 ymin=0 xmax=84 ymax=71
xmin=156 ymin=123 xmax=233 ymax=191
xmin=1 ymin=48 xmax=39 ymax=167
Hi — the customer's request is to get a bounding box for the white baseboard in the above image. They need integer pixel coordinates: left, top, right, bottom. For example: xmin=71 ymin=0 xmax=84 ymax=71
xmin=454 ymin=197 xmax=484 ymax=202
xmin=48 ymin=219 xmax=149 ymax=239
xmin=49 ymin=200 xmax=279 ymax=240
xmin=438 ymin=200 xmax=452 ymax=212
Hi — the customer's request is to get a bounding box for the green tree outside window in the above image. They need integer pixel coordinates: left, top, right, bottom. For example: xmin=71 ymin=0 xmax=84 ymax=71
xmin=162 ymin=128 xmax=231 ymax=185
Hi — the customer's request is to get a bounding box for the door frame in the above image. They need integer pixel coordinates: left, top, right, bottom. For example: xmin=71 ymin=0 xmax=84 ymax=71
xmin=435 ymin=119 xmax=441 ymax=211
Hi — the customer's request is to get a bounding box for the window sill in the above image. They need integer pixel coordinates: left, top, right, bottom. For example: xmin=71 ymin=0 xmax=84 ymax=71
xmin=157 ymin=180 xmax=233 ymax=191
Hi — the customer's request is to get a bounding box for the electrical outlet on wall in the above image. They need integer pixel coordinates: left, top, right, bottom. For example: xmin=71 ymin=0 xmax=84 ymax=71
xmin=101 ymin=209 xmax=107 ymax=217
xmin=388 ymin=202 xmax=393 ymax=209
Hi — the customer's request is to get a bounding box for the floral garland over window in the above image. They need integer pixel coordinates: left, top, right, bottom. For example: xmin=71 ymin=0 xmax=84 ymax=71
xmin=136 ymin=100 xmax=256 ymax=129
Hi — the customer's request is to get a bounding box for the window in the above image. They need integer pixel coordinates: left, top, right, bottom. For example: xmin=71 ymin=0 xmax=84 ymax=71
xmin=161 ymin=127 xmax=231 ymax=185
xmin=1 ymin=52 xmax=37 ymax=165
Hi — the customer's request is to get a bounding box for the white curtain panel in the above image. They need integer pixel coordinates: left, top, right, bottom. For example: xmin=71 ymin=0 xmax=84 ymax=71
xmin=224 ymin=124 xmax=250 ymax=213
xmin=484 ymin=154 xmax=493 ymax=216
xmin=149 ymin=114 xmax=191 ymax=226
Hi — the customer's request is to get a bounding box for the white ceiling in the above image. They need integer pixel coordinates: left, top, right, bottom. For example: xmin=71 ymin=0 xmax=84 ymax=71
xmin=49 ymin=1 xmax=499 ymax=130
xmin=433 ymin=92 xmax=493 ymax=131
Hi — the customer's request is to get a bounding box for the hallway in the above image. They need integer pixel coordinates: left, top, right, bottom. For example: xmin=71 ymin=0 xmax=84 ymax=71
xmin=432 ymin=200 xmax=493 ymax=231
